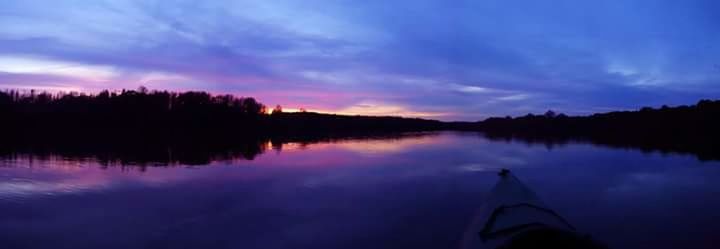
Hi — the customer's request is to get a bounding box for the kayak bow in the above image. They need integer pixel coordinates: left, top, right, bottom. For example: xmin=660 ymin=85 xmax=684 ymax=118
xmin=462 ymin=169 xmax=606 ymax=249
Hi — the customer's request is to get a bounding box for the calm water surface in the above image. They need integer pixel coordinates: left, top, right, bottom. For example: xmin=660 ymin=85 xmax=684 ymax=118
xmin=1 ymin=132 xmax=719 ymax=249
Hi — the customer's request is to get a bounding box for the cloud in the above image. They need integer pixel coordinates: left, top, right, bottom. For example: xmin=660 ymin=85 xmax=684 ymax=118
xmin=0 ymin=55 xmax=116 ymax=80
xmin=496 ymin=94 xmax=531 ymax=102
xmin=450 ymin=84 xmax=493 ymax=94
xmin=1 ymin=0 xmax=719 ymax=120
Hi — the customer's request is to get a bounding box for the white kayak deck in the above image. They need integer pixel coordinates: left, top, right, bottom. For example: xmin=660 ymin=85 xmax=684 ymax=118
xmin=461 ymin=170 xmax=575 ymax=249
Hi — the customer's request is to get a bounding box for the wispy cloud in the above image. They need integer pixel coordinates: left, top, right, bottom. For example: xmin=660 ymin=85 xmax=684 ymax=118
xmin=1 ymin=0 xmax=719 ymax=120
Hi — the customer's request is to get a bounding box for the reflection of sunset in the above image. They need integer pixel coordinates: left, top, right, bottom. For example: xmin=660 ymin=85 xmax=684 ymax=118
xmin=0 ymin=157 xmax=204 ymax=198
xmin=275 ymin=133 xmax=447 ymax=155
xmin=273 ymin=142 xmax=309 ymax=151
xmin=0 ymin=134 xmax=456 ymax=199
xmin=333 ymin=136 xmax=441 ymax=154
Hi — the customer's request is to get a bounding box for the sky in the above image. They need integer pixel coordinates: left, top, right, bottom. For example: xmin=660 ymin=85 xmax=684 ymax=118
xmin=1 ymin=0 xmax=719 ymax=120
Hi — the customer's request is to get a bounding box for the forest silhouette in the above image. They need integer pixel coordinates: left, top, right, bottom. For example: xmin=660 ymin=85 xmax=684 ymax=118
xmin=1 ymin=88 xmax=719 ymax=164
xmin=455 ymin=100 xmax=720 ymax=161
xmin=0 ymin=88 xmax=443 ymax=165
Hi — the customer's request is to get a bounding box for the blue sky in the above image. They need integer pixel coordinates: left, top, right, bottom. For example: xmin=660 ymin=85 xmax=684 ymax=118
xmin=1 ymin=0 xmax=719 ymax=120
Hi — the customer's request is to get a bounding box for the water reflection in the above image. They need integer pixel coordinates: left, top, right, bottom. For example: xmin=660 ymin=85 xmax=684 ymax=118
xmin=0 ymin=132 xmax=443 ymax=168
xmin=1 ymin=132 xmax=719 ymax=249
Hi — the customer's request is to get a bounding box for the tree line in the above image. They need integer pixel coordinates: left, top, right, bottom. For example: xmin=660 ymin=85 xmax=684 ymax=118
xmin=464 ymin=100 xmax=720 ymax=161
xmin=0 ymin=88 xmax=444 ymax=161
xmin=0 ymin=88 xmax=268 ymax=143
xmin=2 ymin=87 xmax=719 ymax=163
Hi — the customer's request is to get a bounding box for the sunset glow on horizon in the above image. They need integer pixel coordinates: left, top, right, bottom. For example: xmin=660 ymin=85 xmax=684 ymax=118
xmin=2 ymin=1 xmax=719 ymax=120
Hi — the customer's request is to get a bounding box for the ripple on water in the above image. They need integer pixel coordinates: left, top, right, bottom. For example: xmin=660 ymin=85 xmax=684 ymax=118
xmin=0 ymin=177 xmax=93 ymax=203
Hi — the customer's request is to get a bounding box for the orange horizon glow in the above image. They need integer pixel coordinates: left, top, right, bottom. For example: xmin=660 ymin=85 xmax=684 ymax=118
xmin=0 ymin=83 xmax=455 ymax=119
xmin=270 ymin=104 xmax=450 ymax=119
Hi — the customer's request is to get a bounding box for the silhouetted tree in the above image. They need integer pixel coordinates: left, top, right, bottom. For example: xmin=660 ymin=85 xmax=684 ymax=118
xmin=544 ymin=110 xmax=557 ymax=118
xmin=272 ymin=105 xmax=283 ymax=114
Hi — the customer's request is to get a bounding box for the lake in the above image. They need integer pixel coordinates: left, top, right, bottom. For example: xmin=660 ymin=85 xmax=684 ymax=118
xmin=1 ymin=132 xmax=719 ymax=249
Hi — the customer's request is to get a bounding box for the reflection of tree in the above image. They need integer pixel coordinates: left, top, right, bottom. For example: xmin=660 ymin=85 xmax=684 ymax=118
xmin=473 ymin=101 xmax=720 ymax=161
xmin=0 ymin=132 xmax=440 ymax=168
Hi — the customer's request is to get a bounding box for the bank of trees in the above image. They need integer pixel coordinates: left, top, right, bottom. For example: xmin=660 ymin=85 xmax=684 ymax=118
xmin=0 ymin=88 xmax=442 ymax=145
xmin=473 ymin=100 xmax=720 ymax=160
xmin=2 ymin=87 xmax=720 ymax=162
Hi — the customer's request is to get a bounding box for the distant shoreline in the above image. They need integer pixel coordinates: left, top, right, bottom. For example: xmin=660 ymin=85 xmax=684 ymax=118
xmin=2 ymin=89 xmax=719 ymax=162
